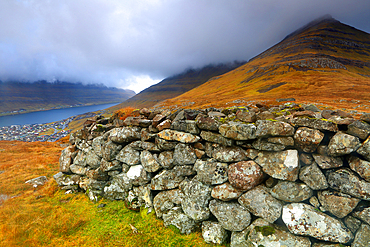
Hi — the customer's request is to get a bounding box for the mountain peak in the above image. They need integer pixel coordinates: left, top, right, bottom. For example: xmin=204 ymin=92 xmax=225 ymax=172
xmin=283 ymin=14 xmax=337 ymax=40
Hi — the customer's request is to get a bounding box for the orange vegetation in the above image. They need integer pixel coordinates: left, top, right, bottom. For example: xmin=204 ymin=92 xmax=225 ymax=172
xmin=112 ymin=107 xmax=135 ymax=121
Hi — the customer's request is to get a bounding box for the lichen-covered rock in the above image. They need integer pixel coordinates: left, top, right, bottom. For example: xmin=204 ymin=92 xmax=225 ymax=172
xmin=238 ymin=185 xmax=283 ymax=223
xmin=157 ymin=129 xmax=200 ymax=143
xmin=157 ymin=119 xmax=171 ymax=131
xmin=102 ymin=140 xmax=122 ymax=161
xmin=209 ymin=199 xmax=251 ymax=231
xmin=195 ymin=114 xmax=219 ymax=131
xmin=153 ymin=189 xmax=183 ymax=218
xmin=126 ymin=164 xmax=151 ymax=186
xmin=228 ymin=160 xmax=264 ymax=191
xmin=318 ymin=190 xmax=360 ymax=218
xmin=212 ymin=145 xmax=247 ymax=163
xmin=255 ymin=150 xmax=299 ymax=181
xmin=299 ymin=162 xmax=328 ymax=190
xmin=327 ymin=168 xmax=370 ymax=200
xmin=347 ymin=120 xmax=370 ymax=140
xmin=352 ymin=207 xmax=370 ymax=225
xmin=73 ymin=150 xmax=87 ymax=167
xmin=181 ymin=179 xmax=212 ymax=222
xmin=252 ymin=138 xmax=286 ymax=151
xmin=312 ymin=153 xmax=343 ymax=169
xmin=211 ymin=182 xmax=243 ymax=201
xmin=270 ymin=180 xmax=313 ymax=202
xmin=352 ymin=223 xmax=370 ymax=247
xmin=25 ymin=176 xmax=48 ymax=188
xmin=344 ymin=215 xmax=362 ymax=234
xmin=282 ymin=203 xmax=353 ymax=243
xmin=155 ymin=136 xmax=177 ymax=151
xmin=256 ymin=120 xmax=295 ymax=137
xmin=201 ymin=221 xmax=227 ymax=245
xmin=151 ymin=165 xmax=194 ymax=190
xmin=108 ymin=127 xmax=141 ymax=143
xmin=69 ymin=164 xmax=88 ymax=175
xmin=231 ymin=218 xmax=311 ymax=247
xmin=300 ymin=153 xmax=314 ymax=165
xmin=357 ymin=137 xmax=370 ymax=161
xmin=327 ymin=132 xmax=361 ymax=156
xmin=194 ymin=160 xmax=228 ymax=185
xmin=219 ymin=122 xmax=257 ymax=140
xmin=290 ymin=117 xmax=338 ymax=132
xmin=200 ymin=131 xmax=233 ymax=146
xmin=173 ymin=143 xmax=197 ymax=165
xmin=59 ymin=145 xmax=75 ymax=173
xmin=157 ymin=151 xmax=174 ymax=169
xmin=162 ymin=206 xmax=196 ymax=234
xmin=85 ymin=147 xmax=102 ymax=169
xmin=103 ymin=173 xmax=132 ymax=200
xmin=91 ymin=136 xmax=104 ymax=157
xmin=100 ymin=159 xmax=123 ymax=172
xmin=236 ymin=110 xmax=257 ymax=123
xmin=140 ymin=150 xmax=161 ymax=173
xmin=53 ymin=172 xmax=80 ymax=188
xmin=349 ymin=156 xmax=370 ymax=182
xmin=294 ymin=127 xmax=324 ymax=152
xmin=171 ymin=120 xmax=200 ymax=135
xmin=86 ymin=167 xmax=109 ymax=181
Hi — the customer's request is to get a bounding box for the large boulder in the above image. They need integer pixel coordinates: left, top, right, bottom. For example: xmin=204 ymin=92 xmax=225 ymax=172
xmin=227 ymin=160 xmax=264 ymax=191
xmin=282 ymin=203 xmax=353 ymax=243
xmin=209 ymin=199 xmax=251 ymax=231
xmin=238 ymin=185 xmax=283 ymax=223
xmin=255 ymin=150 xmax=299 ymax=181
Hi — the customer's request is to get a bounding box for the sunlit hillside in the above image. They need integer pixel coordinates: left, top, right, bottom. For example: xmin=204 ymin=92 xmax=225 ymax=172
xmin=159 ymin=15 xmax=370 ymax=111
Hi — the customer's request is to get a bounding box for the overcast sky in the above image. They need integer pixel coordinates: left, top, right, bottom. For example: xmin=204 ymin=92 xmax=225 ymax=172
xmin=1 ymin=0 xmax=369 ymax=93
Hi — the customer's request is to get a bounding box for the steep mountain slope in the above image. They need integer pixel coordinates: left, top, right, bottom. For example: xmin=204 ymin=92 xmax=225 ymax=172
xmin=108 ymin=62 xmax=245 ymax=112
xmin=160 ymin=15 xmax=370 ymax=111
xmin=0 ymin=81 xmax=135 ymax=115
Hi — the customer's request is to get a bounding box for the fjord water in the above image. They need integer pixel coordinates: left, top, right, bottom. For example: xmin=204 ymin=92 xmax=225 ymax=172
xmin=0 ymin=103 xmax=118 ymax=127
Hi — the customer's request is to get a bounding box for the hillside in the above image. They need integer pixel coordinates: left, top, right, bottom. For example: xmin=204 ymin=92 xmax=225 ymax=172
xmin=0 ymin=81 xmax=135 ymax=115
xmin=108 ymin=62 xmax=245 ymax=113
xmin=159 ymin=15 xmax=370 ymax=111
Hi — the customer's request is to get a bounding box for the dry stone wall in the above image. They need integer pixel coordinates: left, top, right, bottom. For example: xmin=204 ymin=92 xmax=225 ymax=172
xmin=54 ymin=103 xmax=370 ymax=246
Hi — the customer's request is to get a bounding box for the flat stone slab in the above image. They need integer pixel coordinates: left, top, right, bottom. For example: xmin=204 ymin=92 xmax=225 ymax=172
xmin=157 ymin=129 xmax=200 ymax=143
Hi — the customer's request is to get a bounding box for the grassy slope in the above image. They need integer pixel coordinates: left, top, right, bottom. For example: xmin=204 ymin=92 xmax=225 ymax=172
xmin=108 ymin=63 xmax=244 ymax=114
xmin=0 ymin=140 xmax=218 ymax=247
xmin=0 ymin=81 xmax=135 ymax=115
xmin=159 ymin=18 xmax=370 ymax=111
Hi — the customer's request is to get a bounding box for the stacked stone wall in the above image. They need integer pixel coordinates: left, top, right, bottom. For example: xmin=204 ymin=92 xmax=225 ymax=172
xmin=55 ymin=103 xmax=370 ymax=246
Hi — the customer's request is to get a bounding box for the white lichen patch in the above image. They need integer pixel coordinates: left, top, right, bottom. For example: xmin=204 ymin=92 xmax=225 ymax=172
xmin=284 ymin=150 xmax=299 ymax=169
xmin=127 ymin=165 xmax=143 ymax=179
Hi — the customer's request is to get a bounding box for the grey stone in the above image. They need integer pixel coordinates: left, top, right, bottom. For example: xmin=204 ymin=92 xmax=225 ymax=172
xmin=270 ymin=180 xmax=313 ymax=202
xmin=59 ymin=145 xmax=75 ymax=173
xmin=108 ymin=127 xmax=141 ymax=143
xmin=141 ymin=142 xmax=160 ymax=152
xmin=328 ymin=132 xmax=361 ymax=156
xmin=194 ymin=160 xmax=228 ymax=185
xmin=228 ymin=160 xmax=264 ymax=191
xmin=195 ymin=114 xmax=219 ymax=131
xmin=103 ymin=173 xmax=132 ymax=200
xmin=347 ymin=120 xmax=370 ymax=140
xmin=140 ymin=150 xmax=161 ymax=173
xmin=25 ymin=176 xmax=48 ymax=188
xmin=201 ymin=221 xmax=227 ymax=245
xmin=157 ymin=129 xmax=200 ymax=143
xmin=252 ymin=138 xmax=286 ymax=151
xmin=85 ymin=147 xmax=101 ymax=169
xmin=231 ymin=218 xmax=311 ymax=247
xmin=255 ymin=150 xmax=299 ymax=181
xmin=318 ymin=190 xmax=360 ymax=218
xmin=171 ymin=120 xmax=200 ymax=135
xmin=294 ymin=127 xmax=324 ymax=152
xmin=209 ymin=199 xmax=251 ymax=231
xmin=349 ymin=156 xmax=370 ymax=182
xmin=299 ymin=162 xmax=328 ymax=190
xmin=153 ymin=189 xmax=183 ymax=218
xmin=53 ymin=172 xmax=80 ymax=187
xmin=360 ymin=113 xmax=370 ymax=123
xmin=73 ymin=150 xmax=87 ymax=167
xmin=155 ymin=136 xmax=177 ymax=151
xmin=282 ymin=203 xmax=353 ymax=243
xmin=212 ymin=145 xmax=247 ymax=162
xmin=126 ymin=164 xmax=151 ymax=186
xmin=173 ymin=143 xmax=197 ymax=165
xmin=102 ymin=140 xmax=122 ymax=161
xmin=344 ymin=215 xmax=362 ymax=233
xmin=351 ymin=223 xmax=370 ymax=247
xmin=256 ymin=120 xmax=295 ymax=137
xmin=352 ymin=206 xmax=370 ymax=225
xmin=219 ymin=122 xmax=257 ymax=140
xmin=200 ymin=131 xmax=233 ymax=146
xmin=313 ymin=153 xmax=343 ymax=169
xmin=238 ymin=185 xmax=283 ymax=223
xmin=290 ymin=117 xmax=338 ymax=132
xmin=327 ymin=168 xmax=370 ymax=200
xmin=69 ymin=164 xmax=88 ymax=175
xmin=181 ymin=179 xmax=212 ymax=222
xmin=86 ymin=167 xmax=109 ymax=181
xmin=357 ymin=137 xmax=370 ymax=161
xmin=91 ymin=136 xmax=104 ymax=157
xmin=157 ymin=151 xmax=174 ymax=169
xmin=151 ymin=165 xmax=195 ymax=190
xmin=162 ymin=207 xmax=196 ymax=235
xmin=211 ymin=182 xmax=243 ymax=201
xmin=100 ymin=159 xmax=122 ymax=172
xmin=300 ymin=153 xmax=314 ymax=165
xmin=236 ymin=110 xmax=257 ymax=123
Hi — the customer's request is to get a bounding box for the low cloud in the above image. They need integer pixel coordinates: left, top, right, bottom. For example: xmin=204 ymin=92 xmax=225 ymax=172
xmin=0 ymin=0 xmax=369 ymax=93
